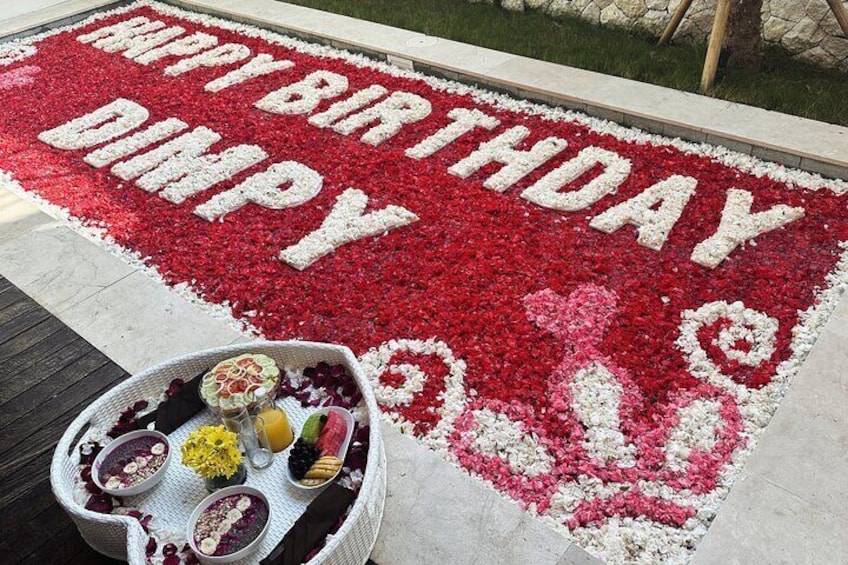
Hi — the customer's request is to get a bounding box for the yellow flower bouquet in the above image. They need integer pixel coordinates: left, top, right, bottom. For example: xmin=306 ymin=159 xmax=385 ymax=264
xmin=181 ymin=425 xmax=243 ymax=480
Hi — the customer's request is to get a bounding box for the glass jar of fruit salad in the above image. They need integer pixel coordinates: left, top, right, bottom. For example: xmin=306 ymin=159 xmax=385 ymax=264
xmin=253 ymin=387 xmax=294 ymax=452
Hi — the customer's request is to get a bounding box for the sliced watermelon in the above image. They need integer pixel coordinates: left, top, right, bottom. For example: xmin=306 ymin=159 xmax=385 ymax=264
xmin=316 ymin=411 xmax=346 ymax=456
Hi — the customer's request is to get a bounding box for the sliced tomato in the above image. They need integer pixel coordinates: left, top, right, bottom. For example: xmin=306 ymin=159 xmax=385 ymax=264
xmin=229 ymin=378 xmax=248 ymax=394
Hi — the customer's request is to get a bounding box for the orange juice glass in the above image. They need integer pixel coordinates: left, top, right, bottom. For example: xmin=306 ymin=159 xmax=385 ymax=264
xmin=256 ymin=407 xmax=294 ymax=452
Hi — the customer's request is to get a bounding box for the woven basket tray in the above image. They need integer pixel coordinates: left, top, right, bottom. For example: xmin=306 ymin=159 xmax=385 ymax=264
xmin=50 ymin=341 xmax=386 ymax=565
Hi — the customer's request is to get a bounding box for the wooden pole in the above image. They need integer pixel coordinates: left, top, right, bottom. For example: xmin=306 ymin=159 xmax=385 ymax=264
xmin=825 ymin=0 xmax=848 ymax=37
xmin=658 ymin=0 xmax=694 ymax=45
xmin=700 ymin=0 xmax=732 ymax=93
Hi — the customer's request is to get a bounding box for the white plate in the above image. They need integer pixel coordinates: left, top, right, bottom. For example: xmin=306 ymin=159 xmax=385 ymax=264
xmin=286 ymin=406 xmax=354 ymax=490
xmin=186 ymin=485 xmax=271 ymax=564
xmin=91 ymin=429 xmax=171 ymax=497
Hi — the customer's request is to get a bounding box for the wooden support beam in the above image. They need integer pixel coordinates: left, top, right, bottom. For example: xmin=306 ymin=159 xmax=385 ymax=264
xmin=825 ymin=0 xmax=848 ymax=37
xmin=700 ymin=0 xmax=732 ymax=93
xmin=658 ymin=0 xmax=694 ymax=45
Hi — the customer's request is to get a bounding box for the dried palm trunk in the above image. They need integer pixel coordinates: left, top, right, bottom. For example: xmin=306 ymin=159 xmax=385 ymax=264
xmin=725 ymin=0 xmax=765 ymax=70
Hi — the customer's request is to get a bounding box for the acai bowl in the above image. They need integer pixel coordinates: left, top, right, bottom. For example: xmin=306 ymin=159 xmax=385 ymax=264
xmin=187 ymin=485 xmax=271 ymax=564
xmin=92 ymin=429 xmax=172 ymax=497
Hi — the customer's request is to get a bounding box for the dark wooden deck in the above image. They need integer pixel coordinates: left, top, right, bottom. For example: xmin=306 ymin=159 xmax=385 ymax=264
xmin=0 ymin=275 xmax=128 ymax=564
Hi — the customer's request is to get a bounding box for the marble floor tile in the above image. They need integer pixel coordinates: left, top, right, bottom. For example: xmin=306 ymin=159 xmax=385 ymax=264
xmin=373 ymin=425 xmax=573 ymax=565
xmin=1 ymin=0 xmax=68 ymax=23
xmin=0 ymin=224 xmax=135 ymax=313
xmin=0 ymin=188 xmax=54 ymax=246
xmin=690 ymin=473 xmax=848 ymax=565
xmin=738 ymin=328 xmax=848 ymax=518
xmin=558 ymin=544 xmax=606 ymax=565
xmin=0 ymin=0 xmax=115 ymax=38
xmin=57 ymin=271 xmax=241 ymax=373
xmin=821 ymin=292 xmax=848 ymax=340
xmin=702 ymin=104 xmax=848 ymax=165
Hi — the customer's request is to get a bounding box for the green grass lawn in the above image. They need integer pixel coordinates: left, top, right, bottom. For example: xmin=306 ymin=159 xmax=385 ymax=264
xmin=281 ymin=0 xmax=848 ymax=126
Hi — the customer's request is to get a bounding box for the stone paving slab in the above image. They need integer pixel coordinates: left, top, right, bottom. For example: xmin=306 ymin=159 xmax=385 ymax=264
xmin=691 ymin=326 xmax=848 ymax=565
xmin=57 ymin=270 xmax=241 ymax=373
xmin=0 ymin=187 xmax=54 ymax=245
xmin=739 ymin=329 xmax=848 ymax=517
xmin=0 ymin=225 xmax=135 ymax=314
xmin=374 ymin=428 xmax=576 ymax=565
xmin=0 ymin=0 xmax=73 ymax=23
xmin=0 ymin=0 xmax=119 ymax=38
xmin=691 ymin=474 xmax=848 ymax=565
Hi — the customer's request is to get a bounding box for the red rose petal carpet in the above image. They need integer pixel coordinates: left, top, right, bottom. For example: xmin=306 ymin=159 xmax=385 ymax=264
xmin=1 ymin=3 xmax=846 ymax=562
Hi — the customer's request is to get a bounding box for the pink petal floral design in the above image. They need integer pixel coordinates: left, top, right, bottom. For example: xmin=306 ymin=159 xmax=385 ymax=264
xmin=0 ymin=65 xmax=40 ymax=90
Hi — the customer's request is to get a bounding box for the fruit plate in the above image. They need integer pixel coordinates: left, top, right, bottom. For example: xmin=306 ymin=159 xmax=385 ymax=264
xmin=186 ymin=485 xmax=272 ymax=564
xmin=286 ymin=407 xmax=355 ymax=491
xmin=91 ymin=430 xmax=172 ymax=497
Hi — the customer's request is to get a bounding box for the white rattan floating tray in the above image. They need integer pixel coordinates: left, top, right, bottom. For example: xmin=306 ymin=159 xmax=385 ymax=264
xmin=51 ymin=341 xmax=386 ymax=565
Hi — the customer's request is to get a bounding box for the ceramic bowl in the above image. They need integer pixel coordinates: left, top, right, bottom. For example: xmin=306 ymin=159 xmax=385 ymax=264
xmin=186 ymin=485 xmax=271 ymax=564
xmin=91 ymin=429 xmax=171 ymax=497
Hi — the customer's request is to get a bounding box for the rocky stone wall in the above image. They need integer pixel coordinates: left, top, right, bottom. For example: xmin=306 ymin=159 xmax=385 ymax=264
xmin=472 ymin=0 xmax=848 ymax=70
